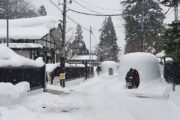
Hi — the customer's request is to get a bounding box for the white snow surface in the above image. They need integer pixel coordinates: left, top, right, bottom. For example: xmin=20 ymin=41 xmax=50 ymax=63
xmin=119 ymin=52 xmax=168 ymax=95
xmin=0 ymin=44 xmax=44 ymax=67
xmin=0 ymin=82 xmax=30 ymax=106
xmin=71 ymin=54 xmax=97 ymax=61
xmin=1 ymin=43 xmax=43 ymax=49
xmin=1 ymin=76 xmax=180 ymax=120
xmin=46 ymin=63 xmax=59 ymax=73
xmin=156 ymin=51 xmax=165 ymax=58
xmin=1 ymin=52 xmax=180 ymax=120
xmin=100 ymin=61 xmax=119 ymax=76
xmin=119 ymin=52 xmax=161 ymax=82
xmin=0 ymin=16 xmax=59 ymax=40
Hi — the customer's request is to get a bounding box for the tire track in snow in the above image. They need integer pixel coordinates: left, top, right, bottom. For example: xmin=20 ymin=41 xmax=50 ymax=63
xmin=103 ymin=77 xmax=180 ymax=120
xmin=79 ymin=76 xmax=137 ymax=120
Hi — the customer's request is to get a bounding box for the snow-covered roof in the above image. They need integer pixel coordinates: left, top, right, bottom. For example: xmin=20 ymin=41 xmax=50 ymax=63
xmin=1 ymin=43 xmax=43 ymax=49
xmin=69 ymin=64 xmax=85 ymax=67
xmin=71 ymin=55 xmax=97 ymax=61
xmin=0 ymin=44 xmax=44 ymax=67
xmin=0 ymin=16 xmax=59 ymax=40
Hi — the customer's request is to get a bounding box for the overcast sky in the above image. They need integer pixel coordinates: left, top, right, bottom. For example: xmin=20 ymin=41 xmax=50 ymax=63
xmin=30 ymin=0 xmax=174 ymax=55
xmin=30 ymin=0 xmax=126 ymax=54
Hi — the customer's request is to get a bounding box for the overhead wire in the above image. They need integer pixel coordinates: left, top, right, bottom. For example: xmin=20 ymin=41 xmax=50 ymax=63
xmin=72 ymin=0 xmax=104 ymax=15
xmin=49 ymin=0 xmax=120 ymax=43
xmin=68 ymin=9 xmax=122 ymax=16
xmin=75 ymin=0 xmax=121 ymax=12
xmin=49 ymin=0 xmax=90 ymax=31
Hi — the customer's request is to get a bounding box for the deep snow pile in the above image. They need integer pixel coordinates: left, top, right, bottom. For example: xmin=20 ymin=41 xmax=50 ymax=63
xmin=119 ymin=52 xmax=167 ymax=95
xmin=0 ymin=45 xmax=44 ymax=67
xmin=100 ymin=61 xmax=119 ymax=76
xmin=0 ymin=82 xmax=30 ymax=106
xmin=46 ymin=63 xmax=59 ymax=73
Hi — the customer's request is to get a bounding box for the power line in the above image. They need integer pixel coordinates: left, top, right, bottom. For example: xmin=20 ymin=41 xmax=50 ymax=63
xmin=49 ymin=0 xmax=90 ymax=31
xmin=91 ymin=31 xmax=99 ymax=42
xmin=165 ymin=6 xmax=172 ymax=15
xmin=69 ymin=9 xmax=122 ymax=16
xmin=72 ymin=0 xmax=103 ymax=15
xmin=67 ymin=15 xmax=90 ymax=31
xmin=75 ymin=0 xmax=121 ymax=12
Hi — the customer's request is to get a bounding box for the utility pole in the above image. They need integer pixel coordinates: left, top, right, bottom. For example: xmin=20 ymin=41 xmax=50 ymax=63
xmin=60 ymin=0 xmax=67 ymax=87
xmin=173 ymin=0 xmax=178 ymax=91
xmin=174 ymin=0 xmax=178 ymax=22
xmin=89 ymin=26 xmax=92 ymax=76
xmin=141 ymin=0 xmax=145 ymax=52
xmin=6 ymin=0 xmax=9 ymax=47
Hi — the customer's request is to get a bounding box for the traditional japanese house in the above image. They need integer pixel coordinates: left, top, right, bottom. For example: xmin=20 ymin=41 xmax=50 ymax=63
xmin=0 ymin=16 xmax=62 ymax=63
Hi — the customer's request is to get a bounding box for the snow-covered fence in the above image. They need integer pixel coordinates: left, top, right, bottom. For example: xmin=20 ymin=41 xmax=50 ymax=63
xmin=164 ymin=61 xmax=180 ymax=85
xmin=0 ymin=66 xmax=46 ymax=90
xmin=54 ymin=66 xmax=94 ymax=81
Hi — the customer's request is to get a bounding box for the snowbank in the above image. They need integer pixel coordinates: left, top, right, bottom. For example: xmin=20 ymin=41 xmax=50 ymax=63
xmin=156 ymin=51 xmax=165 ymax=58
xmin=0 ymin=82 xmax=30 ymax=106
xmin=119 ymin=52 xmax=161 ymax=82
xmin=46 ymin=63 xmax=59 ymax=73
xmin=119 ymin=52 xmax=168 ymax=95
xmin=0 ymin=45 xmax=44 ymax=67
xmin=169 ymin=86 xmax=180 ymax=107
xmin=100 ymin=61 xmax=119 ymax=76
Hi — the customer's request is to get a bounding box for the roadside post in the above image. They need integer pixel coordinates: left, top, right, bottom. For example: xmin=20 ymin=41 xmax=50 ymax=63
xmin=60 ymin=57 xmax=65 ymax=87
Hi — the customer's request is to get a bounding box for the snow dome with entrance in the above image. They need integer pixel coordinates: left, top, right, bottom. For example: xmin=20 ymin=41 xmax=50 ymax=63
xmin=119 ymin=52 xmax=162 ymax=88
xmin=100 ymin=61 xmax=119 ymax=76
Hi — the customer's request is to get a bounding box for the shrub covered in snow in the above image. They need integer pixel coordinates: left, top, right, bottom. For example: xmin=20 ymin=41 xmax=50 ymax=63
xmin=0 ymin=45 xmax=44 ymax=67
xmin=0 ymin=82 xmax=30 ymax=106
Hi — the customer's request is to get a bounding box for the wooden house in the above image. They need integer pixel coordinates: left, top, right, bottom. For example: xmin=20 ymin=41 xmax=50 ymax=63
xmin=0 ymin=16 xmax=62 ymax=63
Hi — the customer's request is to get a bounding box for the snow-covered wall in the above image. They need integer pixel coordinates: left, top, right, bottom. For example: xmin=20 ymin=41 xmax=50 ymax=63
xmin=119 ymin=52 xmax=161 ymax=83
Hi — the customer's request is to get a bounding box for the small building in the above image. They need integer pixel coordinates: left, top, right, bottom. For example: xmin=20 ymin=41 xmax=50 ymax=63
xmin=0 ymin=16 xmax=62 ymax=63
xmin=68 ymin=54 xmax=98 ymax=66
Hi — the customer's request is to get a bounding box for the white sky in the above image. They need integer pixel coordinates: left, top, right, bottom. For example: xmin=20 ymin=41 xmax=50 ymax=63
xmin=30 ymin=0 xmax=175 ymax=54
xmin=30 ymin=0 xmax=126 ymax=53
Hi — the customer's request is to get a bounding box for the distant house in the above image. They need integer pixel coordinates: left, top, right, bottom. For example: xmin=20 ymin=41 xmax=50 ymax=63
xmin=0 ymin=16 xmax=62 ymax=63
xmin=70 ymin=40 xmax=89 ymax=55
xmin=69 ymin=54 xmax=98 ymax=66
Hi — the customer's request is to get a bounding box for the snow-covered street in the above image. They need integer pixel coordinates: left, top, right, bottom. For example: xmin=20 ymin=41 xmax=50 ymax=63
xmin=1 ymin=75 xmax=180 ymax=120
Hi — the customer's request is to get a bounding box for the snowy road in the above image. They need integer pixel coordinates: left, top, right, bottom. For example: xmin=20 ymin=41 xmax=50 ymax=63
xmin=1 ymin=76 xmax=180 ymax=120
xmin=68 ymin=76 xmax=180 ymax=120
